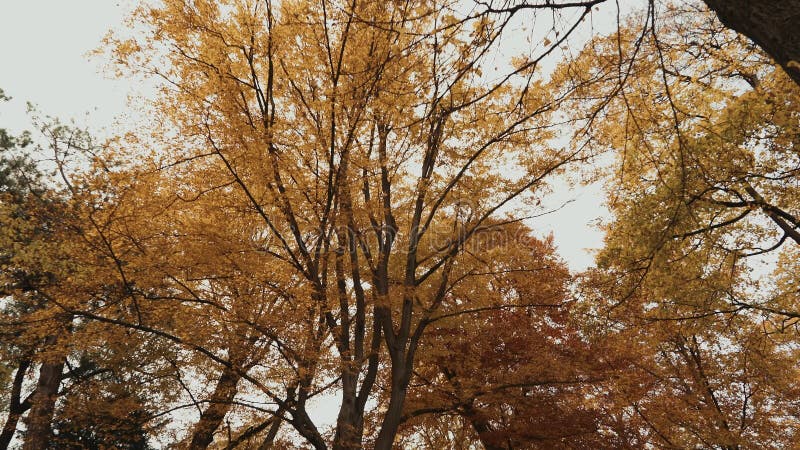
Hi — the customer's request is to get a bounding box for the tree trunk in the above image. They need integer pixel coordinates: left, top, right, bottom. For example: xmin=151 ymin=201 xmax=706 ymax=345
xmin=332 ymin=364 xmax=365 ymax=450
xmin=22 ymin=341 xmax=65 ymax=450
xmin=702 ymin=0 xmax=800 ymax=86
xmin=373 ymin=357 xmax=413 ymax=450
xmin=188 ymin=365 xmax=242 ymax=450
xmin=0 ymin=358 xmax=31 ymax=450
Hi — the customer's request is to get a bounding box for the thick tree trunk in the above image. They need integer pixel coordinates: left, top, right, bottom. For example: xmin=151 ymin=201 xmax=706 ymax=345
xmin=373 ymin=357 xmax=413 ymax=450
xmin=188 ymin=365 xmax=242 ymax=450
xmin=0 ymin=359 xmax=31 ymax=450
xmin=332 ymin=401 xmax=363 ymax=449
xmin=22 ymin=341 xmax=65 ymax=450
xmin=332 ymin=366 xmax=364 ymax=450
xmin=702 ymin=0 xmax=800 ymax=86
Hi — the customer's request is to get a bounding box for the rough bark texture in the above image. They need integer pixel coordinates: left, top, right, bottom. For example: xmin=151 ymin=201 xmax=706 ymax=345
xmin=702 ymin=0 xmax=800 ymax=86
xmin=188 ymin=365 xmax=242 ymax=450
xmin=21 ymin=345 xmax=65 ymax=450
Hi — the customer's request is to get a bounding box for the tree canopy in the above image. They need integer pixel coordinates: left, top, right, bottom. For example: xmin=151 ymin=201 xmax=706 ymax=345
xmin=2 ymin=1 xmax=799 ymax=449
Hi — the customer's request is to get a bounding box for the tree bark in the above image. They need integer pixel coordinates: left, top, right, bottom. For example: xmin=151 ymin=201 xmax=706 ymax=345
xmin=702 ymin=0 xmax=800 ymax=86
xmin=188 ymin=365 xmax=242 ymax=450
xmin=332 ymin=375 xmax=364 ymax=450
xmin=22 ymin=338 xmax=65 ymax=450
xmin=373 ymin=355 xmax=414 ymax=450
xmin=0 ymin=358 xmax=31 ymax=450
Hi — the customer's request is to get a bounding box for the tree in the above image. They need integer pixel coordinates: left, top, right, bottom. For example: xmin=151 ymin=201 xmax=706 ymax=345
xmin=0 ymin=101 xmax=175 ymax=448
xmin=0 ymin=92 xmax=74 ymax=449
xmin=470 ymin=0 xmax=800 ymax=88
xmin=558 ymin=4 xmax=800 ymax=447
xmin=397 ymin=225 xmax=628 ymax=449
xmin=579 ymin=262 xmax=800 ymax=448
xmin=483 ymin=0 xmax=800 ymax=87
xmin=94 ymin=0 xmax=605 ymax=447
xmin=0 ymin=88 xmax=44 ymax=450
xmin=561 ymin=2 xmax=800 ymax=319
xmin=6 ymin=0 xmax=800 ymax=448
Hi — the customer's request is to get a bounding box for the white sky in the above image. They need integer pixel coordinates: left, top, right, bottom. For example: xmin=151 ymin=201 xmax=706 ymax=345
xmin=0 ymin=1 xmax=134 ymax=132
xmin=0 ymin=0 xmax=612 ymax=273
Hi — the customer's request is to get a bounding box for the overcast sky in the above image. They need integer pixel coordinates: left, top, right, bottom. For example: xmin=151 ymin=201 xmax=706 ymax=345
xmin=0 ymin=0 xmax=612 ymax=272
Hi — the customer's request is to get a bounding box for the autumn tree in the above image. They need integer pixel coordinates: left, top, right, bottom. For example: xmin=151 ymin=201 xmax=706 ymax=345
xmin=579 ymin=263 xmax=800 ymax=448
xmin=8 ymin=0 xmax=800 ymax=447
xmin=0 ymin=88 xmax=44 ymax=449
xmin=555 ymin=3 xmax=800 ymax=447
xmin=560 ymin=2 xmax=800 ymax=322
xmin=90 ymin=0 xmax=613 ymax=447
xmin=0 ymin=105 xmax=176 ymax=448
xmin=0 ymin=95 xmax=83 ymax=449
xmin=397 ymin=224 xmax=630 ymax=449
